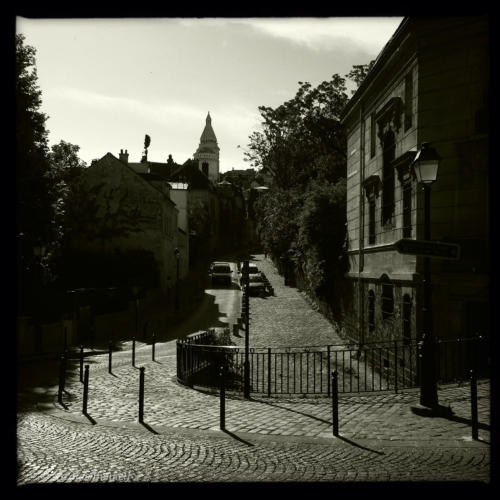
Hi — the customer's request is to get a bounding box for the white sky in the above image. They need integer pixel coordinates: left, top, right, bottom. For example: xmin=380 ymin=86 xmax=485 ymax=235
xmin=16 ymin=17 xmax=403 ymax=172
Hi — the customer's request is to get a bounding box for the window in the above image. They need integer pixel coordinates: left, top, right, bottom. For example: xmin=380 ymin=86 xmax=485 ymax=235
xmin=402 ymin=179 xmax=412 ymax=238
xmin=404 ymin=72 xmax=413 ymax=131
xmin=381 ymin=132 xmax=395 ymax=226
xmin=368 ymin=196 xmax=376 ymax=244
xmin=202 ymin=162 xmax=209 ymax=177
xmin=370 ymin=113 xmax=376 ymax=158
xmin=381 ymin=275 xmax=394 ymax=321
xmin=402 ymin=294 xmax=412 ymax=345
xmin=368 ymin=290 xmax=375 ymax=332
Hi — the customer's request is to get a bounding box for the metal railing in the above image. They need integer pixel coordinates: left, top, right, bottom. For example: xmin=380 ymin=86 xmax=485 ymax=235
xmin=176 ymin=335 xmax=489 ymax=396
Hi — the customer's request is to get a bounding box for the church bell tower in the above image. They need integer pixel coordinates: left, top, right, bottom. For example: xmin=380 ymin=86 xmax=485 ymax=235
xmin=193 ymin=112 xmax=220 ymax=183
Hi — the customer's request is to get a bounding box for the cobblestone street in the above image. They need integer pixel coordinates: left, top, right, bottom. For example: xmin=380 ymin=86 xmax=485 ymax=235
xmin=16 ymin=255 xmax=491 ymax=484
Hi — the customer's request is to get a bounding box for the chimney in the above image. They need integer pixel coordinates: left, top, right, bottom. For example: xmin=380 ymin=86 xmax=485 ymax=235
xmin=119 ymin=149 xmax=129 ymax=164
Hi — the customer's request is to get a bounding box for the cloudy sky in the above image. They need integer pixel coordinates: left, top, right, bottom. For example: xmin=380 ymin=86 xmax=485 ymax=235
xmin=16 ymin=17 xmax=403 ymax=172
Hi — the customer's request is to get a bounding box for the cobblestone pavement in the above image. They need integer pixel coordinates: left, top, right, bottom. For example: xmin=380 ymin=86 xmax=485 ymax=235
xmin=17 ymin=255 xmax=492 ymax=484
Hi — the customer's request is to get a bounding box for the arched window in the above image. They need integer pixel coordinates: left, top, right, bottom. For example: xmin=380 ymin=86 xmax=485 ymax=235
xmin=381 ymin=131 xmax=395 ymax=226
xmin=402 ymin=294 xmax=412 ymax=344
xmin=368 ymin=290 xmax=375 ymax=332
xmin=381 ymin=274 xmax=394 ymax=321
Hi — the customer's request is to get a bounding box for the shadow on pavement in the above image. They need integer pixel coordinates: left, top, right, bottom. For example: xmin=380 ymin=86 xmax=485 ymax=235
xmin=444 ymin=414 xmax=491 ymax=432
xmin=140 ymin=422 xmax=159 ymax=434
xmin=83 ymin=412 xmax=96 ymax=425
xmin=222 ymin=429 xmax=254 ymax=446
xmin=17 ymin=290 xmax=228 ymax=415
xmin=249 ymin=397 xmax=333 ymax=426
xmin=336 ymin=435 xmax=385 ymax=455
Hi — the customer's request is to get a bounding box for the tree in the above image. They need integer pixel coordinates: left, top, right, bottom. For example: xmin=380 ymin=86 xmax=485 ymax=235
xmin=47 ymin=141 xmax=87 ymax=270
xmin=16 ymin=34 xmax=53 ymax=251
xmin=253 ymin=187 xmax=302 ymax=259
xmin=244 ymin=74 xmax=349 ymax=190
xmin=293 ymin=179 xmax=347 ymax=298
xmin=16 ymin=34 xmax=55 ymax=311
xmin=246 ymin=64 xmax=373 ymax=303
xmin=345 ymin=60 xmax=375 ymax=92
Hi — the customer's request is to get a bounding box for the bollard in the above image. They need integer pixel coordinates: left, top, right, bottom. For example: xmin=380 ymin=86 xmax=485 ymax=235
xmin=57 ymin=354 xmax=67 ymax=405
xmin=82 ymin=365 xmax=90 ymax=414
xmin=108 ymin=341 xmax=113 ymax=374
xmin=138 ymin=367 xmax=145 ymax=423
xmin=394 ymin=340 xmax=398 ymax=393
xmin=219 ymin=365 xmax=226 ymax=430
xmin=152 ymin=333 xmax=156 ymax=361
xmin=332 ymin=370 xmax=339 ymax=437
xmin=267 ymin=347 xmax=272 ymax=397
xmin=132 ymin=337 xmax=136 ymax=367
xmin=79 ymin=345 xmax=84 ymax=383
xmin=470 ymin=369 xmax=478 ymax=440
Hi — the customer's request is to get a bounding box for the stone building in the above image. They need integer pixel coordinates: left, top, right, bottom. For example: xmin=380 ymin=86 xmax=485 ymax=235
xmin=340 ymin=16 xmax=489 ymax=346
xmin=70 ymin=152 xmax=188 ymax=291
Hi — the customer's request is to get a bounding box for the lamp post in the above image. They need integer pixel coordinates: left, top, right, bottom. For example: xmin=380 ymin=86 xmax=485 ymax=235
xmin=174 ymin=248 xmax=180 ymax=313
xmin=242 ymin=260 xmax=250 ymax=399
xmin=411 ymin=142 xmax=440 ymax=410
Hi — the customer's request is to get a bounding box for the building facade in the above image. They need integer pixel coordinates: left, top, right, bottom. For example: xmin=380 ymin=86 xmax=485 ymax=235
xmin=341 ymin=16 xmax=489 ymax=346
xmin=70 ymin=153 xmax=188 ymax=290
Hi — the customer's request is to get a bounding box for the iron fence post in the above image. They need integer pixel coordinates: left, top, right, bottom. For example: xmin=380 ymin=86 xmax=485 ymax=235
xmin=332 ymin=370 xmax=339 ymax=437
xmin=82 ymin=365 xmax=89 ymax=414
xmin=132 ymin=337 xmax=136 ymax=367
xmin=220 ymin=364 xmax=226 ymax=430
xmin=152 ymin=333 xmax=156 ymax=361
xmin=394 ymin=340 xmax=398 ymax=393
xmin=327 ymin=346 xmax=331 ymax=396
xmin=267 ymin=347 xmax=272 ymax=397
xmin=79 ymin=345 xmax=84 ymax=383
xmin=139 ymin=367 xmax=145 ymax=423
xmin=470 ymin=369 xmax=478 ymax=440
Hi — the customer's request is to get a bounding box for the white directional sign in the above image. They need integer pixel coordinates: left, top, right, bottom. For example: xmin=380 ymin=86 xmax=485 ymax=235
xmin=395 ymin=239 xmax=461 ymax=260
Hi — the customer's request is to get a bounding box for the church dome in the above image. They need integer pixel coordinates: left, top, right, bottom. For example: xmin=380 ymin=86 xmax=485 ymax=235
xmin=199 ymin=112 xmax=218 ymax=144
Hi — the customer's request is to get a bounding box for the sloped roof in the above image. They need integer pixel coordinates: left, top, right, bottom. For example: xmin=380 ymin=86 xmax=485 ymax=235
xmin=90 ymin=153 xmax=175 ymax=206
xmin=169 ymin=160 xmax=213 ymax=190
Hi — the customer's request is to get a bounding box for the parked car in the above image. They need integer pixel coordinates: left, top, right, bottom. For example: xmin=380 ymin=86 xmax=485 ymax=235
xmin=239 ymin=263 xmax=261 ymax=285
xmin=209 ymin=262 xmax=233 ymax=287
xmin=247 ymin=274 xmax=268 ymax=296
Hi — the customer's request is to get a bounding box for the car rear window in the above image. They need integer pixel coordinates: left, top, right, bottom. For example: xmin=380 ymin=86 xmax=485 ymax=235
xmin=249 ymin=275 xmax=263 ymax=282
xmin=213 ymin=265 xmax=231 ymax=273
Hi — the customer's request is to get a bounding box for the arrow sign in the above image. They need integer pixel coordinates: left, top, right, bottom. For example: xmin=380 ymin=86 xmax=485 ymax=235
xmin=395 ymin=239 xmax=461 ymax=260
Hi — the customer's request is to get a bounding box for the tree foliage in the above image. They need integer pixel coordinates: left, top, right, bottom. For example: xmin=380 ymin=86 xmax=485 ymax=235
xmin=345 ymin=60 xmax=375 ymax=92
xmin=247 ymin=66 xmax=370 ymax=302
xmin=16 ymin=34 xmax=53 ymax=250
xmin=16 ymin=35 xmax=89 ymax=303
xmin=253 ymin=188 xmax=302 ymax=258
xmin=245 ymin=74 xmax=349 ymax=190
xmin=48 ymin=141 xmax=87 ymax=252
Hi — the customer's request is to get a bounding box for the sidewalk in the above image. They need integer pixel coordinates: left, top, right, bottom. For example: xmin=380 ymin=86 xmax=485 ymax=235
xmin=19 ymin=255 xmax=490 ymax=447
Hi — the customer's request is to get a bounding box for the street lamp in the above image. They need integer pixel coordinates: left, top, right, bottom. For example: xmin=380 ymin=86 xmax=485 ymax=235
xmin=174 ymin=248 xmax=180 ymax=313
xmin=411 ymin=142 xmax=440 ymax=411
